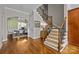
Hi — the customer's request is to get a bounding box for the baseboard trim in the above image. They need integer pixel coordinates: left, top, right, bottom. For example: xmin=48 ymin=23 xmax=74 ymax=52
xmin=60 ymin=43 xmax=68 ymax=52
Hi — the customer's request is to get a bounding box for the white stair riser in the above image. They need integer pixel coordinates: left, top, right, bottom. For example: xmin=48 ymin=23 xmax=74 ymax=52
xmin=44 ymin=42 xmax=58 ymax=51
xmin=47 ymin=36 xmax=59 ymax=39
xmin=44 ymin=28 xmax=67 ymax=52
xmin=44 ymin=41 xmax=58 ymax=47
xmin=46 ymin=39 xmax=58 ymax=44
xmin=51 ymin=31 xmax=59 ymax=33
xmin=48 ymin=35 xmax=58 ymax=38
xmin=46 ymin=38 xmax=58 ymax=43
xmin=51 ymin=29 xmax=59 ymax=31
xmin=50 ymin=33 xmax=59 ymax=35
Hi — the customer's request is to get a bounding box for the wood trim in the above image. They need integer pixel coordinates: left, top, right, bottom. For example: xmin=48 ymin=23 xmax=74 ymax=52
xmin=69 ymin=42 xmax=79 ymax=47
xmin=58 ymin=29 xmax=61 ymax=52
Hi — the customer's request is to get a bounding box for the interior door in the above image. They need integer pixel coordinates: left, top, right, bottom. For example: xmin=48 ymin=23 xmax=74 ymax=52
xmin=68 ymin=8 xmax=79 ymax=46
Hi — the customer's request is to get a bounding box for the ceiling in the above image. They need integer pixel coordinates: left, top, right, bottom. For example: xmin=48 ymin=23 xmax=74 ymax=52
xmin=5 ymin=4 xmax=41 ymax=14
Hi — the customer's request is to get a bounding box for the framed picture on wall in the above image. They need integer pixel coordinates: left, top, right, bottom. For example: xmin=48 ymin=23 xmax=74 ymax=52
xmin=35 ymin=21 xmax=40 ymax=28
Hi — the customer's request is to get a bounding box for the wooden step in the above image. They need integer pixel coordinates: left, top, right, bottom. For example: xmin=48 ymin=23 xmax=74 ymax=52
xmin=47 ymin=35 xmax=58 ymax=40
xmin=48 ymin=34 xmax=58 ymax=38
xmin=51 ymin=29 xmax=59 ymax=32
xmin=51 ymin=31 xmax=59 ymax=34
xmin=44 ymin=41 xmax=58 ymax=47
xmin=44 ymin=41 xmax=58 ymax=51
xmin=46 ymin=38 xmax=58 ymax=43
xmin=50 ymin=32 xmax=59 ymax=36
xmin=44 ymin=41 xmax=63 ymax=51
xmin=44 ymin=43 xmax=58 ymax=51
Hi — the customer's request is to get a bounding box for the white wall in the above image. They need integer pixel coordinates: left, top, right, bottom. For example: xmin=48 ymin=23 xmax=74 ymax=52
xmin=64 ymin=4 xmax=68 ymax=31
xmin=48 ymin=4 xmax=64 ymax=27
xmin=67 ymin=4 xmax=79 ymax=10
xmin=5 ymin=7 xmax=28 ymax=18
xmin=64 ymin=5 xmax=68 ymax=46
xmin=29 ymin=4 xmax=64 ymax=39
xmin=2 ymin=6 xmax=29 ymax=41
xmin=64 ymin=4 xmax=67 ymax=17
xmin=33 ymin=10 xmax=42 ymax=39
xmin=4 ymin=5 xmax=42 ymax=40
xmin=0 ymin=5 xmax=4 ymax=45
xmin=28 ymin=12 xmax=34 ymax=38
xmin=0 ymin=4 xmax=42 ymax=41
xmin=28 ymin=10 xmax=43 ymax=39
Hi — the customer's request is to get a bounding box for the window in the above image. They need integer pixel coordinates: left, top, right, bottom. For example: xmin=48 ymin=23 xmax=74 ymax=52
xmin=7 ymin=17 xmax=28 ymax=33
xmin=7 ymin=17 xmax=18 ymax=31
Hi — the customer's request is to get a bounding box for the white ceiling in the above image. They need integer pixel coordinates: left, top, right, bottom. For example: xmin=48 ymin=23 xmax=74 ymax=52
xmin=5 ymin=4 xmax=41 ymax=14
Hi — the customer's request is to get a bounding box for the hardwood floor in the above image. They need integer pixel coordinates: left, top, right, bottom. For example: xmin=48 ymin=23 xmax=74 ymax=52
xmin=62 ymin=44 xmax=79 ymax=54
xmin=0 ymin=37 xmax=79 ymax=54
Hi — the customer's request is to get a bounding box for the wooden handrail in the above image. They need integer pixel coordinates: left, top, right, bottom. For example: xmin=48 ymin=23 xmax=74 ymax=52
xmin=58 ymin=29 xmax=61 ymax=52
xmin=58 ymin=19 xmax=66 ymax=52
xmin=52 ymin=19 xmax=66 ymax=32
xmin=52 ymin=18 xmax=66 ymax=52
xmin=60 ymin=19 xmax=66 ymax=29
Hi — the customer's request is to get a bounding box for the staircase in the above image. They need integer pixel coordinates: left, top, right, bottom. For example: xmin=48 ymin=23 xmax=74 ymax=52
xmin=37 ymin=4 xmax=52 ymax=32
xmin=37 ymin=4 xmax=48 ymax=23
xmin=44 ymin=28 xmax=60 ymax=51
xmin=44 ymin=20 xmax=67 ymax=52
xmin=44 ymin=29 xmax=66 ymax=52
xmin=36 ymin=5 xmax=67 ymax=52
